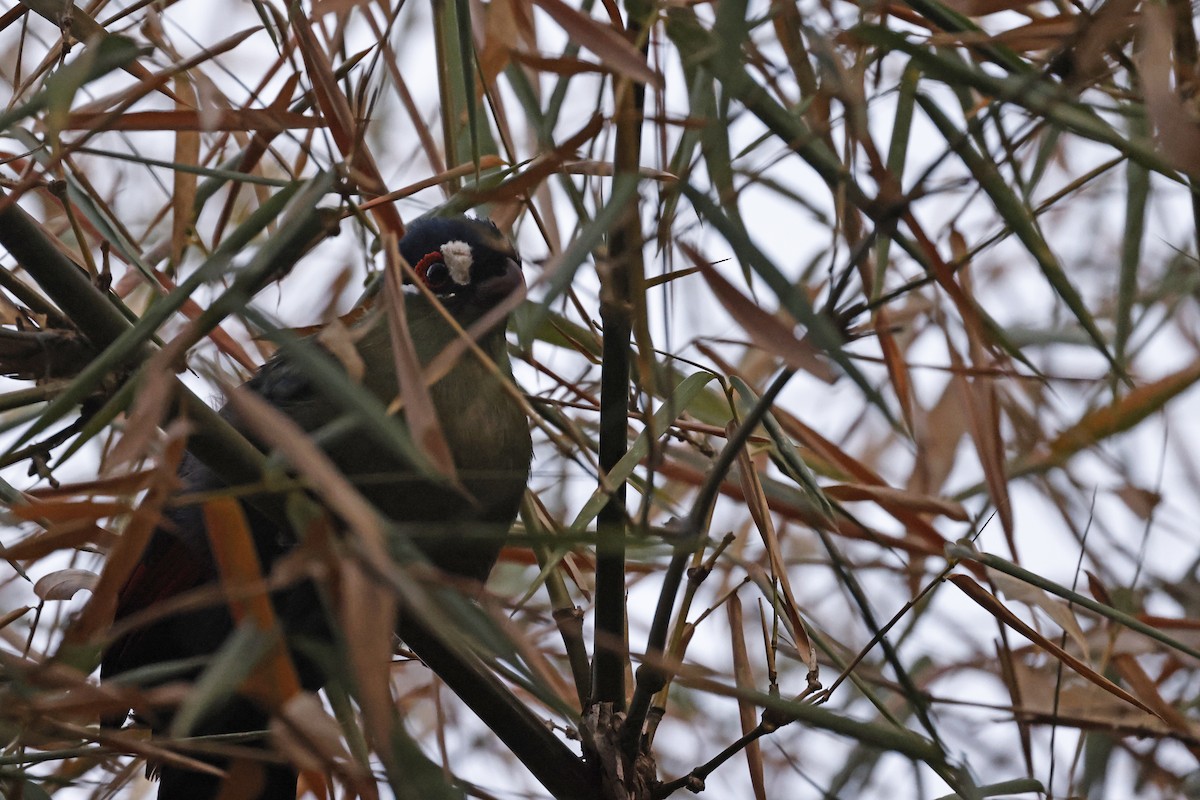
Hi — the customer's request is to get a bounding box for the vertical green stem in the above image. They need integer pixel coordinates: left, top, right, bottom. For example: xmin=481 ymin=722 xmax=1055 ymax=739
xmin=591 ymin=1 xmax=651 ymax=709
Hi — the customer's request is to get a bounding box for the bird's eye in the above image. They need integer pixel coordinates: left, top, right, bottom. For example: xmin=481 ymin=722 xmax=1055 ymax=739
xmin=424 ymin=261 xmax=451 ymax=290
xmin=415 ymin=252 xmax=454 ymax=292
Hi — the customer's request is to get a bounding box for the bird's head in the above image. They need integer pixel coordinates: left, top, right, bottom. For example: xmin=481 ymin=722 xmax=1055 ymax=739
xmin=400 ymin=217 xmax=523 ymax=321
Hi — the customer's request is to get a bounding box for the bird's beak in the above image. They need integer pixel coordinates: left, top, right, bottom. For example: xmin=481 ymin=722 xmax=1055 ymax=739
xmin=472 ymin=257 xmax=525 ymax=309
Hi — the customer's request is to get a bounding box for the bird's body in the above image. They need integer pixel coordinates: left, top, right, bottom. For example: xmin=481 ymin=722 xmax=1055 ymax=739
xmin=101 ymin=217 xmax=532 ymax=799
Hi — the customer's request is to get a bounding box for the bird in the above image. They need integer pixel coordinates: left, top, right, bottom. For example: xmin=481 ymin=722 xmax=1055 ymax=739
xmin=100 ymin=215 xmax=533 ymax=799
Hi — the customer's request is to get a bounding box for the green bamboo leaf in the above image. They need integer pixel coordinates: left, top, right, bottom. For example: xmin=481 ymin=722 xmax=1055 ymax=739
xmin=873 ymin=61 xmax=920 ymax=300
xmin=1117 ymin=107 xmax=1151 ymax=366
xmin=680 ymin=183 xmax=898 ymax=426
xmin=383 ymin=719 xmax=463 ymax=800
xmin=10 ymin=129 xmax=155 ymax=281
xmin=0 ymin=35 xmax=148 ymax=134
xmin=949 ymin=545 xmax=1200 ymax=662
xmin=3 ymin=177 xmax=309 ymax=460
xmin=917 ymin=94 xmax=1118 ymax=371
xmin=169 ymin=623 xmax=272 ymax=738
xmin=853 ymin=25 xmax=1182 ymax=181
xmin=569 ymin=370 xmax=716 ymax=531
xmin=934 ymin=779 xmax=1047 ymax=800
xmin=515 ymin=172 xmax=639 ymax=346
xmin=898 ymin=0 xmax=1030 ymax=74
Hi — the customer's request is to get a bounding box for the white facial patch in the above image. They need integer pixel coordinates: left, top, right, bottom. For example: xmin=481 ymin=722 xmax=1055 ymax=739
xmin=440 ymin=240 xmax=474 ymax=286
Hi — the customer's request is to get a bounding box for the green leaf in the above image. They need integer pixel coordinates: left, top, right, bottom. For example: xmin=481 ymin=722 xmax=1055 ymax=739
xmin=0 ymin=35 xmax=148 ymax=134
xmin=570 ymin=370 xmax=716 ymax=531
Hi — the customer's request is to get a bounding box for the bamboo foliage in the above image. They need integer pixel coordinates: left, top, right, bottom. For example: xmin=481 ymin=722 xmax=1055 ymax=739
xmin=0 ymin=0 xmax=1198 ymax=798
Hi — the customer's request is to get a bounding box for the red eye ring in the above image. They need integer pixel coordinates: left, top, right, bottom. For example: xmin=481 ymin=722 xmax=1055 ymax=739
xmin=414 ymin=251 xmax=451 ymax=290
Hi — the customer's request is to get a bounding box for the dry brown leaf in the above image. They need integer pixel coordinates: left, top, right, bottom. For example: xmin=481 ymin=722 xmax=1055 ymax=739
xmin=479 ymin=0 xmax=521 ymax=89
xmin=929 ymin=16 xmax=1078 ymax=51
xmin=530 ymin=0 xmax=661 ymax=87
xmin=60 ymin=423 xmax=186 ymax=648
xmin=8 ymin=498 xmax=129 ymax=524
xmin=653 ymin=456 xmax=941 ymax=560
xmin=211 ymin=72 xmax=304 ymax=245
xmin=993 ymin=16 xmax=1080 ymax=51
xmin=382 ymin=234 xmax=456 ymax=478
xmin=874 ymin=308 xmax=913 ymax=430
xmin=987 ymin=568 xmax=1091 ymax=659
xmin=951 ymin=574 xmax=1160 ymax=718
xmin=1031 ymin=358 xmax=1200 ymax=472
xmin=767 ymin=407 xmax=950 ymax=552
xmin=733 ymin=423 xmax=817 ymax=670
xmin=907 ymin=379 xmax=969 ymax=496
xmin=288 ymin=4 xmax=402 ymax=236
xmin=202 ymin=496 xmax=302 ymax=708
xmin=0 ymin=606 xmax=33 ymax=631
xmin=465 ymin=114 xmax=603 ymax=206
xmin=359 ymin=156 xmax=508 ymax=211
xmin=0 ymin=290 xmax=24 ymax=324
xmin=950 ymin=354 xmax=1014 ymax=554
xmin=1010 ymin=661 xmax=1167 ymax=731
xmin=24 ymin=470 xmax=154 ymax=499
xmin=1111 ymin=653 xmax=1200 ymax=757
xmin=62 ymin=109 xmax=324 ymax=131
xmin=1137 ymin=7 xmax=1200 ymax=177
xmin=823 ymin=483 xmax=969 ymax=520
xmin=940 ymin=0 xmax=1036 ymax=16
xmin=1082 ymin=614 xmax=1200 ymax=659
xmin=220 ymin=383 xmax=405 ymax=756
xmin=1074 ymin=0 xmax=1139 ymax=83
xmin=19 ymin=0 xmax=179 ymax=103
xmin=104 ymin=334 xmax=190 ymax=471
xmin=560 ymin=159 xmax=677 ymax=181
xmin=727 ymin=594 xmax=766 ymax=800
xmin=316 ymin=318 xmax=365 ymax=384
xmin=311 ymin=0 xmax=373 ymax=15
xmin=512 ymin=51 xmax=611 ymax=76
xmin=146 ymin=270 xmax=258 ymax=372
xmin=339 ymin=559 xmax=396 ymax=759
xmin=686 ymin=242 xmax=836 ymax=383
xmin=68 ymin=28 xmax=259 ymax=118
xmin=171 ymin=76 xmax=199 ymax=266
xmin=34 ymin=569 xmax=99 ymax=601
xmin=0 ymin=520 xmax=115 ymax=562
xmin=1113 ymin=484 xmax=1162 ymax=520
xmin=270 ymin=692 xmax=354 ymax=773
